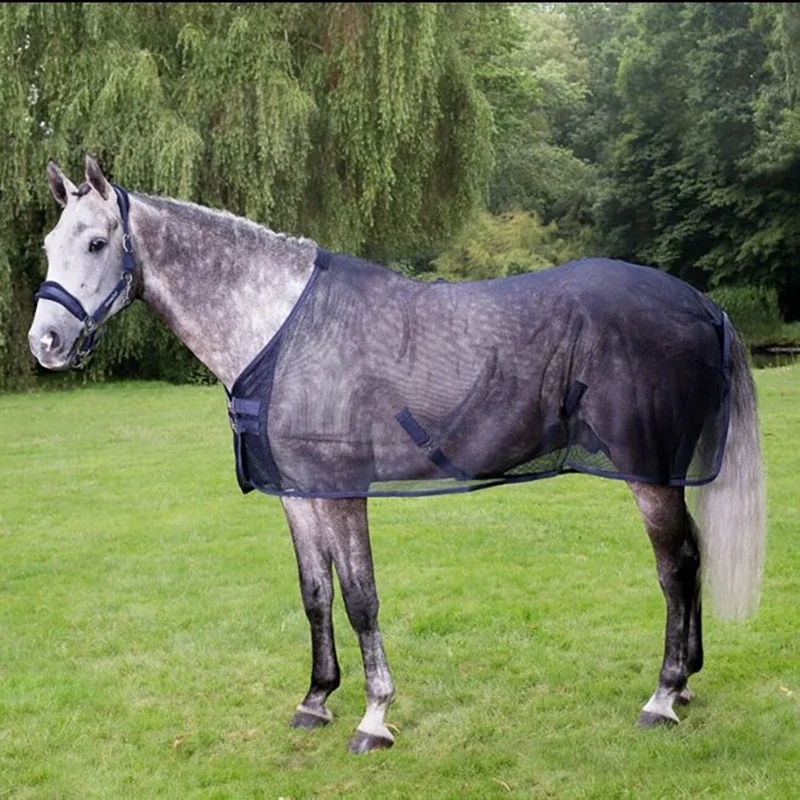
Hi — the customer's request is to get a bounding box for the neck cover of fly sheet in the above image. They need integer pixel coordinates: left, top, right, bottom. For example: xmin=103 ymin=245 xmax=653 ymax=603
xmin=226 ymin=252 xmax=730 ymax=498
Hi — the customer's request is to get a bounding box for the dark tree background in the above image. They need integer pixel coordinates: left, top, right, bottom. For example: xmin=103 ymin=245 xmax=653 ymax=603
xmin=2 ymin=3 xmax=798 ymax=390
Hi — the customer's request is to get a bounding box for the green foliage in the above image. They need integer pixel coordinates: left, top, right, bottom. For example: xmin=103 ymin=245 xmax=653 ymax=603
xmin=431 ymin=210 xmax=598 ymax=281
xmin=481 ymin=4 xmax=597 ymax=220
xmin=0 ymin=3 xmax=497 ymax=389
xmin=562 ymin=3 xmax=630 ymax=165
xmin=590 ymin=2 xmax=800 ymax=319
xmin=749 ymin=3 xmax=800 ymax=172
xmin=707 ymin=284 xmax=784 ymax=342
xmin=6 ymin=1 xmax=800 ymax=391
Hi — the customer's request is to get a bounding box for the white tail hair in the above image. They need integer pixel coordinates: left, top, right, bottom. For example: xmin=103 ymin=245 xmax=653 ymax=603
xmin=692 ymin=322 xmax=766 ymax=621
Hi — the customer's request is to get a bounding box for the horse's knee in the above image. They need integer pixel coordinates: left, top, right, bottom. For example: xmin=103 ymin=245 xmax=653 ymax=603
xmin=680 ymin=535 xmax=700 ymax=574
xmin=656 ymin=536 xmax=700 ymax=593
xmin=300 ymin=579 xmax=333 ymax=622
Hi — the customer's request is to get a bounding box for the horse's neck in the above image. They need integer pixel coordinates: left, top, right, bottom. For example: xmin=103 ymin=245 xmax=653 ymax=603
xmin=128 ymin=194 xmax=316 ymax=388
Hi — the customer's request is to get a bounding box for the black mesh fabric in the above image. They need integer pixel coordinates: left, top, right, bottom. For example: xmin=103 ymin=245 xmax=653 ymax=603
xmin=227 ymin=251 xmax=730 ymax=498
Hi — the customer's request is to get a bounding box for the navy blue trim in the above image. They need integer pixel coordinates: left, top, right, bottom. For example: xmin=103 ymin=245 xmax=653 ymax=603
xmin=704 ymin=311 xmax=732 ymax=481
xmin=227 ymin=397 xmax=261 ymax=435
xmin=231 ymin=398 xmax=261 ymax=416
xmin=111 ymin=185 xmax=136 ymax=279
xmin=230 ymin=254 xmax=327 ymax=393
xmin=34 ymin=281 xmax=89 ymax=322
xmin=243 ymin=453 xmax=725 ymax=499
xmin=90 ymin=274 xmax=132 ymax=325
xmin=314 ymin=248 xmax=332 ymax=270
xmin=224 ymin=385 xmax=254 ymax=494
xmin=227 ymin=249 xmax=331 ymax=493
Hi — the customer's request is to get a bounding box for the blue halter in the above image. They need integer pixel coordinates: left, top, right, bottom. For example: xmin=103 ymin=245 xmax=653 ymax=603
xmin=35 ymin=184 xmax=136 ymax=367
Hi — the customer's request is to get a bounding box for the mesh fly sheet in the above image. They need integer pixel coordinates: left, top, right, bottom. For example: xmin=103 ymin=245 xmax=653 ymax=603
xmin=226 ymin=252 xmax=731 ymax=498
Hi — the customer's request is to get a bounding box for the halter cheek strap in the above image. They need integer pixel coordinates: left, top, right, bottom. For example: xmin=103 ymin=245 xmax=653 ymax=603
xmin=34 ymin=184 xmax=136 ymax=367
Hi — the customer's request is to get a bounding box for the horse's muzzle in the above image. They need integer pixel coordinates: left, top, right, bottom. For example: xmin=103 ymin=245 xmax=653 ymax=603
xmin=28 ymin=328 xmax=75 ymax=370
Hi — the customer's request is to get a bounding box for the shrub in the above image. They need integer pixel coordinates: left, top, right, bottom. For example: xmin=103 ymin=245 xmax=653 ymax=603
xmin=707 ymin=285 xmax=783 ymax=342
xmin=428 ymin=210 xmax=599 ymax=281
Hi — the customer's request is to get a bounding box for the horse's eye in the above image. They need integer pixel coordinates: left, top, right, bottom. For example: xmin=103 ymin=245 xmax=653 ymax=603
xmin=88 ymin=238 xmax=106 ymax=254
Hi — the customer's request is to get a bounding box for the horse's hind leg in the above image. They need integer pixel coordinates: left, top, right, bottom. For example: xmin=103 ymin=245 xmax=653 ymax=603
xmin=677 ymin=515 xmax=703 ymax=706
xmin=629 ymin=482 xmax=702 ymax=725
xmin=325 ymin=498 xmax=395 ymax=754
xmin=282 ymin=497 xmax=342 ymax=729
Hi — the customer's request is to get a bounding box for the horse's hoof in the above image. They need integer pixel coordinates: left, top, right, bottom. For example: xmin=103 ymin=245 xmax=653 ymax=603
xmin=348 ymin=729 xmax=394 ymax=754
xmin=636 ymin=710 xmax=678 ymax=727
xmin=290 ymin=708 xmax=331 ymax=730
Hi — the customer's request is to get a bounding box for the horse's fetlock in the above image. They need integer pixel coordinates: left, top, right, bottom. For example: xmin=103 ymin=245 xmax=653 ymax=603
xmin=316 ymin=669 xmax=341 ymax=694
xmin=371 ymin=689 xmax=394 ymax=707
xmin=687 ymin=650 xmax=704 ymax=675
xmin=659 ymin=665 xmax=688 ymax=692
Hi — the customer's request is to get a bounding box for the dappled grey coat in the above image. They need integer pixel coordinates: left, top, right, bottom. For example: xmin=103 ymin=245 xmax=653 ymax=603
xmin=226 ymin=253 xmax=730 ymax=498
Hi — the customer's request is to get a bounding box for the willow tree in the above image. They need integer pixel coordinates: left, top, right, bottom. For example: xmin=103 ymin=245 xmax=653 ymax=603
xmin=0 ymin=3 xmax=497 ymax=388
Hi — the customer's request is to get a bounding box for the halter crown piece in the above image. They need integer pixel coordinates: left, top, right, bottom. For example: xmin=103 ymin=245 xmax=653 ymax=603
xmin=34 ymin=184 xmax=136 ymax=368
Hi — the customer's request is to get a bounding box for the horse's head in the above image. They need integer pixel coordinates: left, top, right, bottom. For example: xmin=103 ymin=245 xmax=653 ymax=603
xmin=29 ymin=155 xmax=135 ymax=370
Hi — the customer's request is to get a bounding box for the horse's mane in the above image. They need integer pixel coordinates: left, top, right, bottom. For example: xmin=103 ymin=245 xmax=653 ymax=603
xmin=133 ymin=192 xmax=317 ymax=252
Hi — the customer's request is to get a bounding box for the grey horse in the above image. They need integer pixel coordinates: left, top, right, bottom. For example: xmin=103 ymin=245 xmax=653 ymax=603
xmin=28 ymin=156 xmax=765 ymax=754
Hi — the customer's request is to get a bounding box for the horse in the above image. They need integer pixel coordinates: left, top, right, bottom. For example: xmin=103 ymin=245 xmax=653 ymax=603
xmin=28 ymin=155 xmax=766 ymax=754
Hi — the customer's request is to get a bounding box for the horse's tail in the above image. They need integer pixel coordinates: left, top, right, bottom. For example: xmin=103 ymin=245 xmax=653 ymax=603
xmin=693 ymin=319 xmax=766 ymax=621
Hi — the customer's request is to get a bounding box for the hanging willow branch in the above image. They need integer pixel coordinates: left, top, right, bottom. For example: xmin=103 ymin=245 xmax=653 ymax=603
xmin=0 ymin=2 xmax=499 ymax=388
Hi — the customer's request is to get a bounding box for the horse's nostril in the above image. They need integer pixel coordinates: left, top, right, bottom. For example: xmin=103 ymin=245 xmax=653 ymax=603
xmin=42 ymin=330 xmax=60 ymax=352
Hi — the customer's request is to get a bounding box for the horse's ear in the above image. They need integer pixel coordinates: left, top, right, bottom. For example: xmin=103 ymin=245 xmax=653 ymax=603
xmin=84 ymin=153 xmax=111 ymax=200
xmin=47 ymin=159 xmax=76 ymax=208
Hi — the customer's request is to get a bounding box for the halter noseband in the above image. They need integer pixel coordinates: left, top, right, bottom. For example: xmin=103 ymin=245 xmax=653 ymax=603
xmin=35 ymin=184 xmax=136 ymax=368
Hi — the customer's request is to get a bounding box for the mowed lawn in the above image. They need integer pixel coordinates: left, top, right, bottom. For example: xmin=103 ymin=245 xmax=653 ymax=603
xmin=0 ymin=367 xmax=797 ymax=799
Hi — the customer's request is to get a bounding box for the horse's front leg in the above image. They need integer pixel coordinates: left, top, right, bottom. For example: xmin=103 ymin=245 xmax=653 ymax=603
xmin=282 ymin=497 xmax=341 ymax=729
xmin=326 ymin=497 xmax=396 ymax=754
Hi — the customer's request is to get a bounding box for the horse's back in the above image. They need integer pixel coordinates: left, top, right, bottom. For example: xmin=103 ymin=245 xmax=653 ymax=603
xmin=241 ymin=254 xmax=729 ymax=495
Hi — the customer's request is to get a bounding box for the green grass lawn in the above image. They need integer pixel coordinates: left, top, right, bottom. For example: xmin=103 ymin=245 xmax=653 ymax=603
xmin=1 ymin=367 xmax=798 ymax=799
